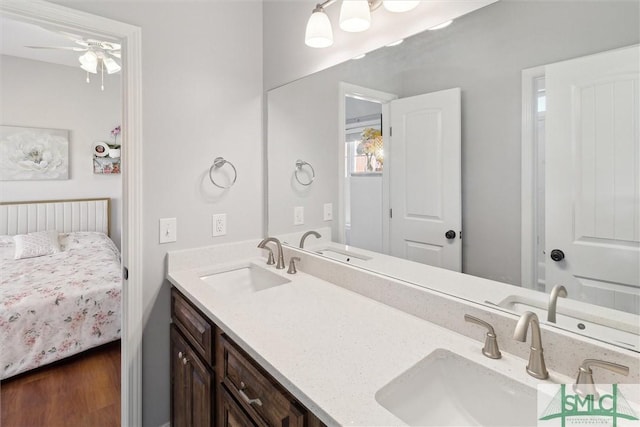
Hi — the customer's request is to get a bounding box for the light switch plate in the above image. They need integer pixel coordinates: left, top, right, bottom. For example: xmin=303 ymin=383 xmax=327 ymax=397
xmin=212 ymin=213 xmax=227 ymax=237
xmin=159 ymin=218 xmax=177 ymax=243
xmin=294 ymin=206 xmax=304 ymax=225
xmin=323 ymin=203 xmax=333 ymax=221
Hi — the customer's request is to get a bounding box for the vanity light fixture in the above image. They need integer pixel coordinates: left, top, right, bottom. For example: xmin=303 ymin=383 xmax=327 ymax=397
xmin=339 ymin=0 xmax=371 ymax=32
xmin=382 ymin=0 xmax=419 ymax=13
xmin=305 ymin=4 xmax=334 ymax=47
xmin=305 ymin=0 xmax=420 ymax=48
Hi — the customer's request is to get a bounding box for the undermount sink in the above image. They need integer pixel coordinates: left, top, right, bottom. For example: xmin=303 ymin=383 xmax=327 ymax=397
xmin=375 ymin=349 xmax=538 ymax=426
xmin=200 ymin=264 xmax=290 ymax=295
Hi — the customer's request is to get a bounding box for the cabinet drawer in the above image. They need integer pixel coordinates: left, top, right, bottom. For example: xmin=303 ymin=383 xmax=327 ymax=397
xmin=172 ymin=288 xmax=214 ymax=367
xmin=220 ymin=384 xmax=258 ymax=427
xmin=219 ymin=335 xmax=305 ymax=427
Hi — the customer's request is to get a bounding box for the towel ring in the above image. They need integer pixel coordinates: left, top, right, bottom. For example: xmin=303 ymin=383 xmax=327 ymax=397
xmin=295 ymin=160 xmax=315 ymax=186
xmin=209 ymin=157 xmax=237 ymax=189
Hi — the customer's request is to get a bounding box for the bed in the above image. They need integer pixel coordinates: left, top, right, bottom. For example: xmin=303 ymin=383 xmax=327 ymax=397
xmin=0 ymin=198 xmax=121 ymax=380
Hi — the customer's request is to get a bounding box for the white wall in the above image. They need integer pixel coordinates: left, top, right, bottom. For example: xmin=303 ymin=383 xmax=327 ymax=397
xmin=0 ymin=55 xmax=122 ymax=248
xmin=263 ymin=0 xmax=497 ymax=90
xmin=50 ymin=2 xmax=264 ymax=426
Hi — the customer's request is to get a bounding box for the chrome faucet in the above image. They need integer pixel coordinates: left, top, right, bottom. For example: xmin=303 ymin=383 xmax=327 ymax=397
xmin=513 ymin=311 xmax=549 ymax=379
xmin=299 ymin=230 xmax=321 ymax=248
xmin=547 ymin=285 xmax=567 ymax=323
xmin=574 ymin=359 xmax=629 ymax=398
xmin=257 ymin=237 xmax=285 ymax=269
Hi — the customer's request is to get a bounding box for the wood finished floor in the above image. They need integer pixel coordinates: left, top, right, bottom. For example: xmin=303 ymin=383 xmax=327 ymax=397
xmin=1 ymin=340 xmax=121 ymax=427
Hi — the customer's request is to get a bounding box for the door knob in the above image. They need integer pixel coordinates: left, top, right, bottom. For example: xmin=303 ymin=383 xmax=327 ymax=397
xmin=445 ymin=230 xmax=456 ymax=240
xmin=550 ymin=249 xmax=565 ymax=262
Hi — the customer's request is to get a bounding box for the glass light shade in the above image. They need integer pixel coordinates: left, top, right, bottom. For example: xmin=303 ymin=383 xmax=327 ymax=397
xmin=339 ymin=0 xmax=371 ymax=33
xmin=429 ymin=20 xmax=453 ymax=30
xmin=305 ymin=9 xmax=333 ymax=48
xmin=382 ymin=0 xmax=419 ymax=13
xmin=103 ymin=57 xmax=121 ymax=74
xmin=79 ymin=51 xmax=98 ymax=73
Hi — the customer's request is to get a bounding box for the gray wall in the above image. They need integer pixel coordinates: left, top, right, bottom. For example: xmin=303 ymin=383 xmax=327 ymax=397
xmin=263 ymin=0 xmax=498 ymax=90
xmin=0 ymin=55 xmax=123 ymax=249
xmin=50 ymin=2 xmax=264 ymax=426
xmin=267 ymin=0 xmax=640 ymax=285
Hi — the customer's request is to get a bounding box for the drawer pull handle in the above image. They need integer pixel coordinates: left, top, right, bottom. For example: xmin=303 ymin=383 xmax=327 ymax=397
xmin=239 ymin=381 xmax=263 ymax=407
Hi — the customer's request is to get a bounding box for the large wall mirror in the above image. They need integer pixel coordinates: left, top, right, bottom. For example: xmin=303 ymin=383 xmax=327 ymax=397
xmin=267 ymin=0 xmax=640 ymax=351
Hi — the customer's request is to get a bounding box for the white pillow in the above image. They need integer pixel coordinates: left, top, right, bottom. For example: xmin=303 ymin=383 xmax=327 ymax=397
xmin=13 ymin=230 xmax=61 ymax=260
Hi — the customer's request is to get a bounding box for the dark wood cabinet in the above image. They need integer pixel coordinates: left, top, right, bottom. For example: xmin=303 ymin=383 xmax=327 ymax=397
xmin=217 ymin=334 xmax=305 ymax=427
xmin=171 ymin=325 xmax=215 ymax=427
xmin=220 ymin=385 xmax=258 ymax=427
xmin=171 ymin=287 xmax=325 ymax=427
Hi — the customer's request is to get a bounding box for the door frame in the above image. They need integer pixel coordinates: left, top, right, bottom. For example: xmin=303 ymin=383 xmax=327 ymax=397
xmin=338 ymin=82 xmax=397 ymax=250
xmin=521 ymin=66 xmax=545 ymax=290
xmin=0 ymin=1 xmax=144 ymax=425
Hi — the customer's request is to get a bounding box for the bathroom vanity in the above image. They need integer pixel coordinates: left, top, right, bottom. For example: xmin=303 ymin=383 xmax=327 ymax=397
xmin=167 ymin=240 xmax=639 ymax=427
xmin=171 ymin=287 xmax=324 ymax=427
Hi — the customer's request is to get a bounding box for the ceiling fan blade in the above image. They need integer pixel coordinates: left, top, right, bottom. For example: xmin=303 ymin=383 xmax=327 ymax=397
xmin=25 ymin=45 xmax=88 ymax=51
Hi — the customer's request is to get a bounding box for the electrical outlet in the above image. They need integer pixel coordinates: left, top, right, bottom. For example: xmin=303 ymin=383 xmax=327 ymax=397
xmin=159 ymin=218 xmax=177 ymax=243
xmin=323 ymin=203 xmax=333 ymax=221
xmin=294 ymin=206 xmax=304 ymax=225
xmin=212 ymin=213 xmax=227 ymax=237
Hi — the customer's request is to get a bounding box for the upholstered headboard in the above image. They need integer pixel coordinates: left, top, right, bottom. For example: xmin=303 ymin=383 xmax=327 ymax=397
xmin=0 ymin=198 xmax=110 ymax=236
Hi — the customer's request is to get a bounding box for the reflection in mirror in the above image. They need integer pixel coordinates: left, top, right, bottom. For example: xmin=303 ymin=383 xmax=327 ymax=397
xmin=267 ymin=0 xmax=640 ymax=351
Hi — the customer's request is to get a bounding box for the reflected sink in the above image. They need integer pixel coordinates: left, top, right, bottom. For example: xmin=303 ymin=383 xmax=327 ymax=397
xmin=200 ymin=264 xmax=290 ymax=295
xmin=376 ymin=349 xmax=537 ymax=426
xmin=314 ymin=247 xmax=372 ymax=262
xmin=493 ymin=296 xmax=640 ymax=351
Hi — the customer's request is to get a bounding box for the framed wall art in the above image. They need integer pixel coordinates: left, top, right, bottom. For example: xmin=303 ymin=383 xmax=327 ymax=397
xmin=0 ymin=125 xmax=70 ymax=181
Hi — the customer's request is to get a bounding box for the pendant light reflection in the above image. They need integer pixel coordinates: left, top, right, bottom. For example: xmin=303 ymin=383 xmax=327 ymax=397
xmin=339 ymin=0 xmax=371 ymax=32
xmin=305 ymin=5 xmax=333 ymax=48
xmin=382 ymin=0 xmax=419 ymax=13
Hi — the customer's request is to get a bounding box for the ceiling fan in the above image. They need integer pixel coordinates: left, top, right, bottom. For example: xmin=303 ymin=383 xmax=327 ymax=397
xmin=26 ymin=32 xmax=122 ymax=91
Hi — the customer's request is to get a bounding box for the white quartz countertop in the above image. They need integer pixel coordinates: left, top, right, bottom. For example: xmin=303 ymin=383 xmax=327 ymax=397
xmin=168 ymin=255 xmax=574 ymax=427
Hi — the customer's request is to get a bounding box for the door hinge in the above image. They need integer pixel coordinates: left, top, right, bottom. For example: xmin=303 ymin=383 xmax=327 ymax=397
xmin=459 ymin=231 xmax=462 ymax=240
xmin=390 ymin=126 xmax=393 ymax=137
xmin=389 ymin=208 xmax=393 ymax=218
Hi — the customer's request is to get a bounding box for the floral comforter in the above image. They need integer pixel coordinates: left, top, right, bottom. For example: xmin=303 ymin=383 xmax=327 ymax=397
xmin=0 ymin=232 xmax=121 ymax=380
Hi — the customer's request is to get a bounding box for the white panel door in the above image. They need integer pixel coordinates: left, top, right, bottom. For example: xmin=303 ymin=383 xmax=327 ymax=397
xmin=389 ymin=88 xmax=462 ymax=271
xmin=545 ymin=45 xmax=640 ymax=313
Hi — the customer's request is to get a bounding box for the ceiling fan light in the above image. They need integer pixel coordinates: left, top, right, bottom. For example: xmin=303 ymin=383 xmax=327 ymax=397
xmin=79 ymin=51 xmax=98 ymax=73
xmin=382 ymin=0 xmax=419 ymax=13
xmin=103 ymin=57 xmax=121 ymax=74
xmin=305 ymin=7 xmax=334 ymax=48
xmin=339 ymin=0 xmax=371 ymax=33
xmin=80 ymin=63 xmax=97 ymax=74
